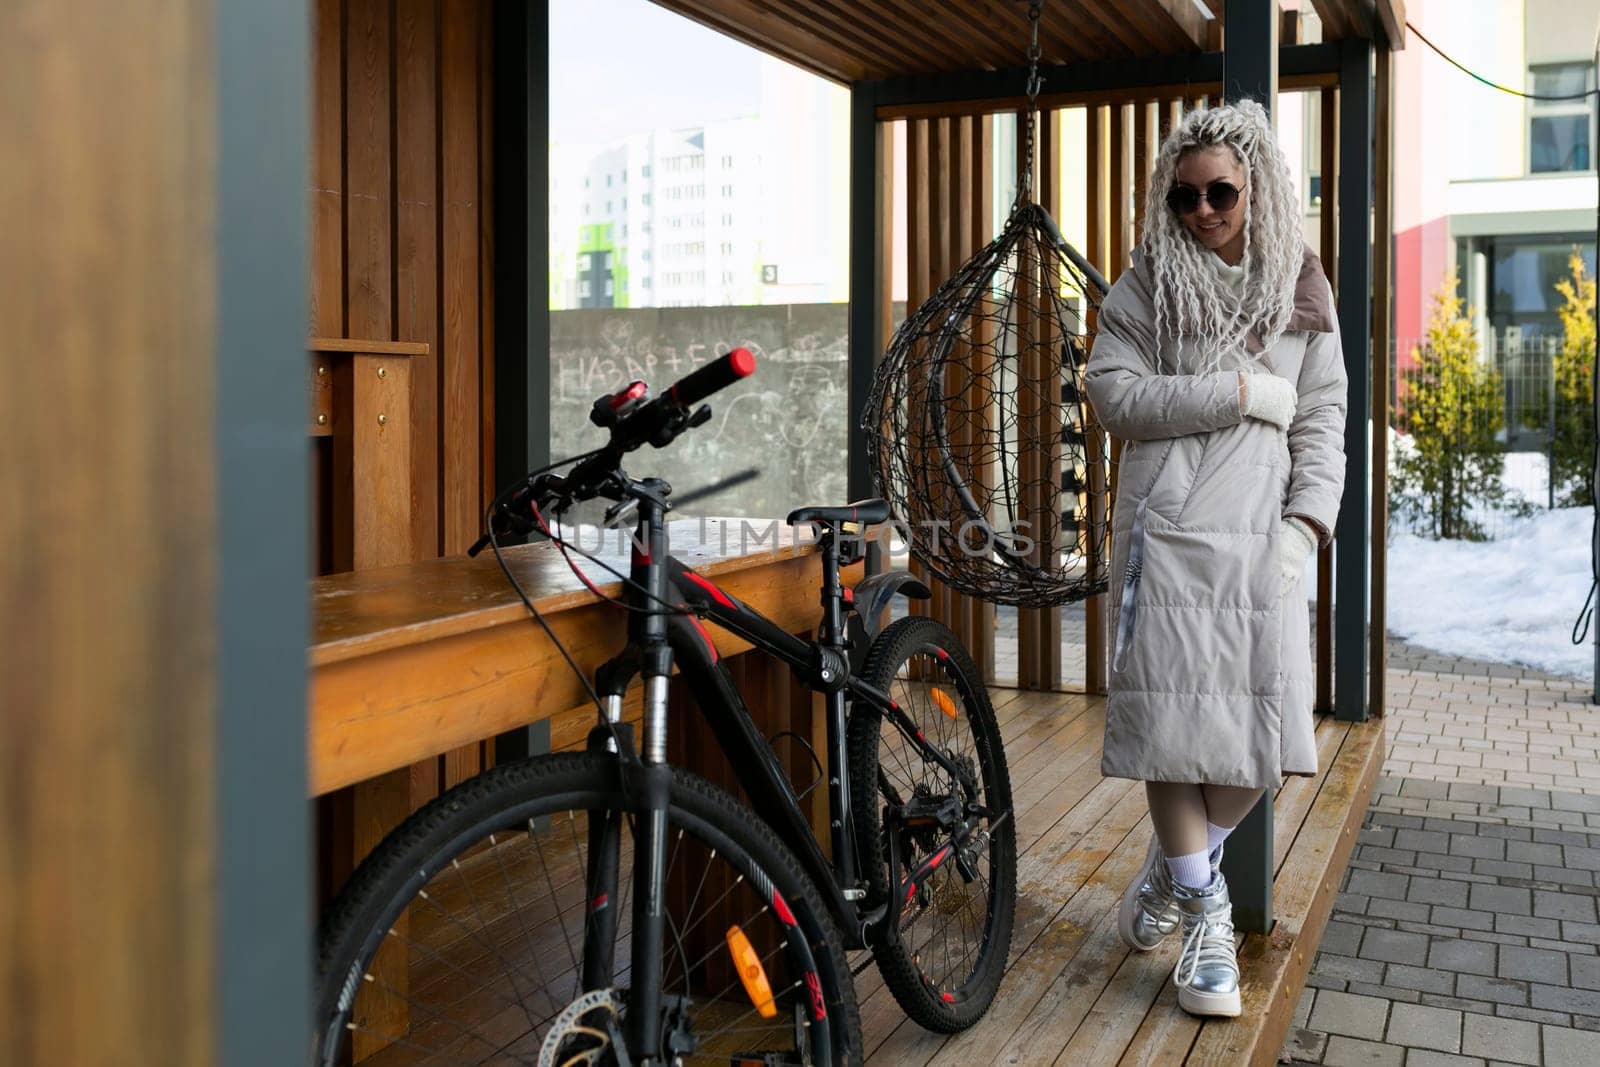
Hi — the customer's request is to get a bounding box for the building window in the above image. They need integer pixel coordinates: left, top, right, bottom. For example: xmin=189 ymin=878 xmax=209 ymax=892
xmin=606 ymin=174 xmax=613 ymax=187
xmin=1529 ymin=63 xmax=1596 ymax=173
xmin=642 ymin=164 xmax=651 ymax=178
xmin=642 ymin=193 xmax=651 ymax=206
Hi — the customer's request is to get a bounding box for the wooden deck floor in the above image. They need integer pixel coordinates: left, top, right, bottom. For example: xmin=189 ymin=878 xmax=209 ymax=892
xmin=338 ymin=684 xmax=1382 ymax=1066
xmin=851 ymin=686 xmax=1385 ymax=1066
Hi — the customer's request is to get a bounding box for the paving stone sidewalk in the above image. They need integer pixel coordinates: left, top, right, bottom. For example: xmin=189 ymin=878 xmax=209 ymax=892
xmin=1282 ymin=642 xmax=1600 ymax=1066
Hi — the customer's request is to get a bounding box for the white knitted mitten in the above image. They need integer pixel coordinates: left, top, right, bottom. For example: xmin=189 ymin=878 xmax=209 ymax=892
xmin=1279 ymin=514 xmax=1318 ymax=590
xmin=1238 ymin=372 xmax=1298 ymax=430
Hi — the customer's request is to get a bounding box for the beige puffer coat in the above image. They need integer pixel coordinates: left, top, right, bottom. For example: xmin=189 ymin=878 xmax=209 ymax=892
xmin=1083 ymin=244 xmax=1348 ymax=788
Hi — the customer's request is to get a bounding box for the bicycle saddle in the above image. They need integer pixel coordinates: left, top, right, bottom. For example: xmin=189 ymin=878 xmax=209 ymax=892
xmin=786 ymin=498 xmax=891 ymax=526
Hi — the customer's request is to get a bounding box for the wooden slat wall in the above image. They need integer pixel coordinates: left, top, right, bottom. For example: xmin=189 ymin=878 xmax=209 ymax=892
xmin=311 ymin=0 xmax=497 ymax=893
xmin=902 ymin=114 xmax=998 ymax=678
xmin=310 ymin=0 xmax=493 ymax=572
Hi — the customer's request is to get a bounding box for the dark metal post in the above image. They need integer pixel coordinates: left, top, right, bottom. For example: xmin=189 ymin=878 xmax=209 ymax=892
xmin=1592 ymin=32 xmax=1599 ymax=704
xmin=493 ymin=0 xmax=554 ymax=762
xmin=217 ymin=0 xmax=309 ymax=1060
xmin=1218 ymin=0 xmax=1280 ymax=935
xmin=848 ymin=80 xmax=881 ymax=503
xmin=1224 ymin=0 xmax=1280 ymax=108
xmin=849 ymin=81 xmax=886 ymax=572
xmin=1336 ymin=39 xmax=1375 ymax=723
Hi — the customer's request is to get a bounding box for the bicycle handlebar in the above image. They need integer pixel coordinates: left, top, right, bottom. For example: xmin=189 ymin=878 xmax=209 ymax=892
xmin=468 ymin=348 xmax=756 ymax=557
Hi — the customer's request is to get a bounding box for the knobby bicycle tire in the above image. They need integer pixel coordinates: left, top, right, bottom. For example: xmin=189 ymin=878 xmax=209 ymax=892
xmin=314 ymin=752 xmax=863 ymax=1066
xmin=847 ymin=615 xmax=1017 ymax=1032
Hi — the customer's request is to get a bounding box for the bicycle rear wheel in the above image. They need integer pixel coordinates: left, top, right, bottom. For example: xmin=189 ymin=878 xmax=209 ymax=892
xmin=314 ymin=752 xmax=861 ymax=1066
xmin=847 ymin=616 xmax=1016 ymax=1032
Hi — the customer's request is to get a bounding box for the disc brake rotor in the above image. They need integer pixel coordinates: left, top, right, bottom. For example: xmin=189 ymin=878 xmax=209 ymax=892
xmin=539 ymin=987 xmax=624 ymax=1067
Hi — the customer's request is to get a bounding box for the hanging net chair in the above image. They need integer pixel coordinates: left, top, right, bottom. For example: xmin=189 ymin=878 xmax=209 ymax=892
xmin=862 ymin=3 xmax=1113 ymax=609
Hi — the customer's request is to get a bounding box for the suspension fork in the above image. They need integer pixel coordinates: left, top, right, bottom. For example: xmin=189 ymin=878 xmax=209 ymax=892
xmin=579 ymin=654 xmax=634 ymax=993
xmin=625 ymin=497 xmax=674 ymax=1062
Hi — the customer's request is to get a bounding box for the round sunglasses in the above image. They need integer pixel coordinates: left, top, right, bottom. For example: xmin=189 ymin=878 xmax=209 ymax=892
xmin=1165 ymin=180 xmax=1241 ymax=216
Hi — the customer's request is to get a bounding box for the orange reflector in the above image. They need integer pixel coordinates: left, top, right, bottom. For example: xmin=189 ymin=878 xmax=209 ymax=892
xmin=726 ymin=924 xmax=778 ymax=1018
xmin=931 ymin=687 xmax=958 ymax=719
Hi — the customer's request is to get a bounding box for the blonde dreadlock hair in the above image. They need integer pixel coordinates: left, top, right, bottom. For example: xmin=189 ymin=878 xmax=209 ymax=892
xmin=1139 ymin=99 xmax=1302 ymax=375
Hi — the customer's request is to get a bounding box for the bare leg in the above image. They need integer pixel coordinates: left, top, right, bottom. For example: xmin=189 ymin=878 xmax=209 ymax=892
xmin=1200 ymin=785 xmax=1265 ymax=829
xmin=1145 ymin=781 xmax=1208 ymax=856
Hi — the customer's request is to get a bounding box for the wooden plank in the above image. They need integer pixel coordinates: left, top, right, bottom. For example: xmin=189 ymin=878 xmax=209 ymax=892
xmin=877 ymin=119 xmax=897 ymax=432
xmin=340 ymin=7 xmax=408 ymax=1043
xmin=874 ymin=80 xmax=1241 ymax=123
xmin=648 ymin=0 xmax=866 ymax=84
xmin=310 ymin=337 xmax=431 ymax=356
xmin=1016 ymin=106 xmax=1042 ymax=690
xmin=787 ymin=0 xmax=949 ymax=77
xmin=1144 ymin=0 xmax=1210 ymax=50
xmin=1109 ymin=103 xmax=1128 ymax=276
xmin=1084 ymin=104 xmax=1109 ymax=696
xmin=905 ymin=118 xmax=930 ymax=618
xmin=395 ymin=0 xmax=442 ymax=561
xmin=1132 ymin=99 xmax=1152 ymax=255
xmin=311 ymin=0 xmax=345 ymax=338
xmin=440 ymin=0 xmax=481 ymax=556
xmin=309 ymin=355 xmax=334 ymax=436
xmin=1028 ymin=108 xmax=1063 ymax=690
xmin=477 ymin=0 xmax=497 ymax=515
xmin=945 ymin=114 xmax=974 ymax=662
xmin=1374 ymin=0 xmax=1406 ymax=48
xmin=928 ymin=115 xmax=953 ymax=630
xmin=344 ymin=0 xmax=392 ymax=344
xmin=1 ymin=0 xmax=217 ymax=1060
xmin=1310 ymin=0 xmax=1353 ymax=40
xmin=351 ymin=355 xmax=415 ymax=569
xmin=968 ymin=113 xmax=997 ymax=680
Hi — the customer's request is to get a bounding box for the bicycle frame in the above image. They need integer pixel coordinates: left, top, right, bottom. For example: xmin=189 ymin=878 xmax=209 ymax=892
xmin=577 ymin=480 xmax=967 ymax=1057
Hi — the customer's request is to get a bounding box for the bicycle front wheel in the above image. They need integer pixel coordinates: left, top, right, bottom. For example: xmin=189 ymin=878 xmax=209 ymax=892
xmin=314 ymin=752 xmax=861 ymax=1066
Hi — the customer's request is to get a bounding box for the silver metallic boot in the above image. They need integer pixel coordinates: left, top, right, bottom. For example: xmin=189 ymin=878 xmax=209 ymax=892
xmin=1118 ymin=835 xmax=1180 ymax=951
xmin=1171 ymin=872 xmax=1242 ymax=1017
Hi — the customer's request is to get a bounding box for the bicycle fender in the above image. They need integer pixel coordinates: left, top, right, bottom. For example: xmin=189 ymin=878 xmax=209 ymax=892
xmin=850 ymin=570 xmax=932 ymax=646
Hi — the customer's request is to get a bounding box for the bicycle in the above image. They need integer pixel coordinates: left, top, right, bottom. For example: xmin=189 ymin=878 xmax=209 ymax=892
xmin=313 ymin=350 xmax=1017 ymax=1066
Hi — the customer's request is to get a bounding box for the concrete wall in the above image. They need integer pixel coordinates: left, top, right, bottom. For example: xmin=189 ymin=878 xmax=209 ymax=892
xmin=550 ymin=303 xmax=902 ymax=520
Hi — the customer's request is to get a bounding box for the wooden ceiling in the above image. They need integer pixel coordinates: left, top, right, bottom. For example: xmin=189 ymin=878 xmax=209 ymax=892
xmin=647 ymin=1 xmax=1404 ymax=85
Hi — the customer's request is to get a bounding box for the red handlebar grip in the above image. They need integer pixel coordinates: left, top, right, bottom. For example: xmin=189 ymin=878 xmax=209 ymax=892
xmin=667 ymin=347 xmax=756 ymax=408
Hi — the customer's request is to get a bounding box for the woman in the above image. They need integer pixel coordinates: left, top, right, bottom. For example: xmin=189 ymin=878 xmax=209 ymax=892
xmin=1082 ymin=99 xmax=1348 ymax=1018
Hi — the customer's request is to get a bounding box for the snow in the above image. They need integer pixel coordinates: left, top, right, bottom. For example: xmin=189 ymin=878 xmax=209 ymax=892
xmin=1383 ymin=504 xmax=1596 ymax=683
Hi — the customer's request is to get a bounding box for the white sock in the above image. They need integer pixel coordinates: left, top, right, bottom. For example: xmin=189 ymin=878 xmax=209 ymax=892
xmin=1165 ymin=850 xmax=1213 ymax=890
xmin=1206 ymin=821 xmax=1234 ymax=854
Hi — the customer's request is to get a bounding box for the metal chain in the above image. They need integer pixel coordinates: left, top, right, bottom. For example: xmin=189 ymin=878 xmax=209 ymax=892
xmin=1017 ymin=1 xmax=1044 ymax=205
